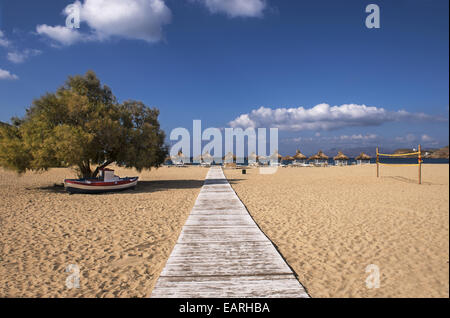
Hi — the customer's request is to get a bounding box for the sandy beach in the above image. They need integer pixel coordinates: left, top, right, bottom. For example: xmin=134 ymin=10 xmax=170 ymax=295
xmin=0 ymin=166 xmax=207 ymax=297
xmin=1 ymin=164 xmax=448 ymax=298
xmin=224 ymin=164 xmax=449 ymax=298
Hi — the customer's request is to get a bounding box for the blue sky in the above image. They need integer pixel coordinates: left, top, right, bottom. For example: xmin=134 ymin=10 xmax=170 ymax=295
xmin=0 ymin=0 xmax=448 ymax=155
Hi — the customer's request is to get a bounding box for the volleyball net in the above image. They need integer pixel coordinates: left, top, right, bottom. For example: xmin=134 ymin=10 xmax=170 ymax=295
xmin=376 ymin=145 xmax=422 ymax=184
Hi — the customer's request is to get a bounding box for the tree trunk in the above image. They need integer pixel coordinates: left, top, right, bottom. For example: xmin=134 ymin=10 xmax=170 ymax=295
xmin=77 ymin=161 xmax=93 ymax=179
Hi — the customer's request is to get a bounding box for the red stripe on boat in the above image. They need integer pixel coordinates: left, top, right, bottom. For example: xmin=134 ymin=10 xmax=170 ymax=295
xmin=65 ymin=178 xmax=137 ymax=186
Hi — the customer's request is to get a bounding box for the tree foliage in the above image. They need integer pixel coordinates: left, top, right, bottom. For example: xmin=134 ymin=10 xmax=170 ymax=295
xmin=0 ymin=71 xmax=167 ymax=178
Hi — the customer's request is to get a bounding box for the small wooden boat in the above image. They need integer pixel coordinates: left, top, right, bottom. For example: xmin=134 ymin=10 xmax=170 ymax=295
xmin=64 ymin=168 xmax=138 ymax=194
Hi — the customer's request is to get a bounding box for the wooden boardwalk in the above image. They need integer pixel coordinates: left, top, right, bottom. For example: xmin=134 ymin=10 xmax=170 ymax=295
xmin=150 ymin=166 xmax=309 ymax=298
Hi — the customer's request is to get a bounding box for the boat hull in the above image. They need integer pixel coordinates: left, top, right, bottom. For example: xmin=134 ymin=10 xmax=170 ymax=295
xmin=64 ymin=177 xmax=138 ymax=194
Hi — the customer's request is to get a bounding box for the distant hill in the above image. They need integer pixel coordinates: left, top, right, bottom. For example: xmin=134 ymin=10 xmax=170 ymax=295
xmin=394 ymin=146 xmax=449 ymax=159
xmin=393 ymin=148 xmax=424 ymax=157
xmin=324 ymin=146 xmax=449 ymax=159
xmin=428 ymin=146 xmax=449 ymax=159
xmin=394 ymin=148 xmax=418 ymax=154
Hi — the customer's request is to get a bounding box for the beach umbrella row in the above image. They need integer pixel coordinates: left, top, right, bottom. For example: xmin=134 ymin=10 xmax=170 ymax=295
xmin=165 ymin=151 xmax=215 ymax=162
xmin=223 ymin=150 xmax=283 ymax=162
xmin=193 ymin=152 xmax=214 ymax=162
xmin=165 ymin=149 xmax=371 ymax=163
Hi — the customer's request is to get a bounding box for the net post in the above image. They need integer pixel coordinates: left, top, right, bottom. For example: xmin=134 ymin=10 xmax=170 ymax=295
xmin=418 ymin=144 xmax=422 ymax=184
xmin=376 ymin=147 xmax=379 ymax=178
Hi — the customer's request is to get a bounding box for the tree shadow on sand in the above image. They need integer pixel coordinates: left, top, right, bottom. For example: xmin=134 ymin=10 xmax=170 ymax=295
xmin=34 ymin=178 xmax=244 ymax=195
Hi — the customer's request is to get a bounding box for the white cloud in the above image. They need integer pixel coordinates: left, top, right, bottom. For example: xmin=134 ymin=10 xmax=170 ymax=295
xmin=283 ymin=134 xmax=381 ymax=154
xmin=395 ymin=134 xmax=416 ymax=143
xmin=0 ymin=30 xmax=11 ymax=47
xmin=36 ymin=24 xmax=85 ymax=46
xmin=36 ymin=0 xmax=172 ymax=46
xmin=229 ymin=104 xmax=446 ymax=131
xmin=289 ymin=133 xmax=379 ymax=144
xmin=7 ymin=49 xmax=42 ymax=64
xmin=0 ymin=68 xmax=19 ymax=80
xmin=195 ymin=0 xmax=267 ymax=17
xmin=421 ymin=134 xmax=433 ymax=142
xmin=339 ymin=134 xmax=378 ymax=141
xmin=81 ymin=0 xmax=172 ymax=42
xmin=1 ymin=30 xmax=42 ymax=63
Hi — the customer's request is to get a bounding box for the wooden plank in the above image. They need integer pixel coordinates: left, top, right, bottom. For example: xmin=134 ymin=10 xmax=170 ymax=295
xmin=197 ymin=192 xmax=238 ymax=198
xmin=192 ymin=200 xmax=244 ymax=211
xmin=199 ymin=189 xmax=234 ymax=194
xmin=150 ymin=166 xmax=309 ymax=298
xmin=195 ymin=205 xmax=244 ymax=210
xmin=178 ymin=226 xmax=267 ymax=243
xmin=190 ymin=209 xmax=249 ymax=215
xmin=151 ymin=275 xmax=309 ymax=298
xmin=193 ymin=197 xmax=243 ymax=204
xmin=192 ymin=202 xmax=244 ymax=211
xmin=196 ymin=194 xmax=242 ymax=199
xmin=184 ymin=214 xmax=256 ymax=227
xmin=159 ymin=241 xmax=293 ymax=277
xmin=200 ymin=185 xmax=233 ymax=191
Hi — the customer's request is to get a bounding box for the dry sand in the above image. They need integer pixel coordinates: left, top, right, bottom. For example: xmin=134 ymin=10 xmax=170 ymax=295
xmin=1 ymin=164 xmax=448 ymax=298
xmin=224 ymin=164 xmax=449 ymax=298
xmin=0 ymin=166 xmax=207 ymax=297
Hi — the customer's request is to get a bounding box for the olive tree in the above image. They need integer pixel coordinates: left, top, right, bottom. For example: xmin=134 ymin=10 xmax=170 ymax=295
xmin=0 ymin=71 xmax=167 ymax=178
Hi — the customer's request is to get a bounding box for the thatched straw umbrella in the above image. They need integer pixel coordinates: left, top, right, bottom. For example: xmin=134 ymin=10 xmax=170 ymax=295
xmin=179 ymin=150 xmax=187 ymax=164
xmin=268 ymin=150 xmax=282 ymax=164
xmin=248 ymin=151 xmax=258 ymax=164
xmin=293 ymin=149 xmax=307 ymax=163
xmin=319 ymin=150 xmax=329 ymax=160
xmin=202 ymin=151 xmax=213 ymax=164
xmin=258 ymin=155 xmax=268 ymax=165
xmin=171 ymin=150 xmax=186 ymax=165
xmin=308 ymin=150 xmax=329 ymax=165
xmin=355 ymin=152 xmax=371 ymax=165
xmin=193 ymin=154 xmax=203 ymax=163
xmin=333 ymin=151 xmax=349 ymax=166
xmin=282 ymin=155 xmax=294 ymax=161
xmin=223 ymin=152 xmax=236 ymax=163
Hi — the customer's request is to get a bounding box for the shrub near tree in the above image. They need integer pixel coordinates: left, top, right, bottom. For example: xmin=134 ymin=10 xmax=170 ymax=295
xmin=0 ymin=71 xmax=168 ymax=178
